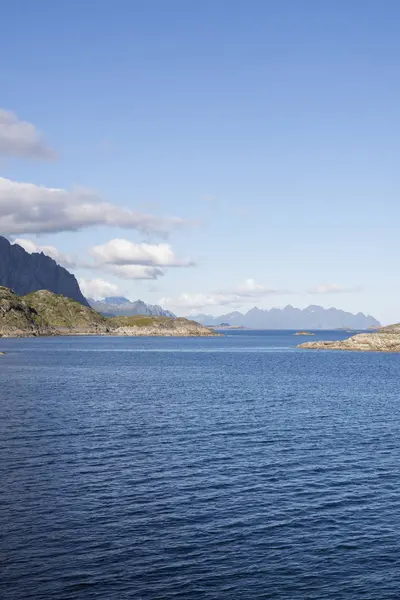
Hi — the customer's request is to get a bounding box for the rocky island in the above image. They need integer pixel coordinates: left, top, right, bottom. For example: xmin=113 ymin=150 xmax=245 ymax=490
xmin=298 ymin=324 xmax=400 ymax=352
xmin=0 ymin=287 xmax=218 ymax=338
xmin=294 ymin=331 xmax=315 ymax=336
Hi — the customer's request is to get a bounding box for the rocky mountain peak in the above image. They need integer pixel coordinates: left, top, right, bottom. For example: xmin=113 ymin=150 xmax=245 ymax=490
xmin=0 ymin=236 xmax=89 ymax=306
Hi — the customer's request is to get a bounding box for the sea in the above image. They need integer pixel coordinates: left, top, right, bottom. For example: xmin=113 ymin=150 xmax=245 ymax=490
xmin=1 ymin=330 xmax=399 ymax=600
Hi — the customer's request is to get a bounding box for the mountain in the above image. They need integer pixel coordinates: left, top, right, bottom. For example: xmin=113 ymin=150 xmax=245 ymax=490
xmin=0 ymin=236 xmax=89 ymax=306
xmin=0 ymin=287 xmax=216 ymax=338
xmin=191 ymin=305 xmax=380 ymax=330
xmin=89 ymin=296 xmax=176 ymax=318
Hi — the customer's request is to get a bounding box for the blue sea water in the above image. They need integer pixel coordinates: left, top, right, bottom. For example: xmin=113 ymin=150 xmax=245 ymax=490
xmin=1 ymin=330 xmax=400 ymax=600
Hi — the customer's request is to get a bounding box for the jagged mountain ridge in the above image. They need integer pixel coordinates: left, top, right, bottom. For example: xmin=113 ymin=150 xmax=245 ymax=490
xmin=0 ymin=236 xmax=89 ymax=306
xmin=191 ymin=304 xmax=380 ymax=330
xmin=89 ymin=296 xmax=176 ymax=318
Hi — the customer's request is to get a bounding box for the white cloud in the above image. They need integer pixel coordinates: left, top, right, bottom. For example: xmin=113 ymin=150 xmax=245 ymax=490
xmin=308 ymin=283 xmax=362 ymax=294
xmin=0 ymin=177 xmax=189 ymax=236
xmin=78 ymin=278 xmax=121 ymax=300
xmin=14 ymin=238 xmax=75 ymax=269
xmin=159 ymin=279 xmax=288 ymax=310
xmin=0 ymin=109 xmax=55 ymax=159
xmin=12 ymin=237 xmax=166 ymax=279
xmin=90 ymin=238 xmax=193 ymax=267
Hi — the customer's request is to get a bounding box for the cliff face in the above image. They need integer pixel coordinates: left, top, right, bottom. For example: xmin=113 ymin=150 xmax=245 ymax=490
xmin=0 ymin=286 xmax=55 ymax=337
xmin=0 ymin=236 xmax=89 ymax=306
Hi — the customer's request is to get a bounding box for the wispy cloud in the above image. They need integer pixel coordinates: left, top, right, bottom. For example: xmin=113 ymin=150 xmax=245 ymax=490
xmin=100 ymin=264 xmax=165 ymax=280
xmin=308 ymin=283 xmax=362 ymax=294
xmin=159 ymin=279 xmax=290 ymax=310
xmin=0 ymin=109 xmax=56 ymax=159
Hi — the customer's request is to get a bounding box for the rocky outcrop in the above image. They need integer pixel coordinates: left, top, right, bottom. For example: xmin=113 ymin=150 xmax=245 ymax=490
xmin=0 ymin=287 xmax=217 ymax=338
xmin=294 ymin=331 xmax=315 ymax=336
xmin=24 ymin=290 xmax=111 ymax=334
xmin=0 ymin=286 xmax=55 ymax=337
xmin=298 ymin=324 xmax=400 ymax=352
xmin=109 ymin=316 xmax=219 ymax=337
xmin=0 ymin=236 xmax=89 ymax=306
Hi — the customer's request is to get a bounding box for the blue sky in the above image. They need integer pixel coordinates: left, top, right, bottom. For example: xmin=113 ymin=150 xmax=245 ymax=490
xmin=1 ymin=0 xmax=399 ymax=323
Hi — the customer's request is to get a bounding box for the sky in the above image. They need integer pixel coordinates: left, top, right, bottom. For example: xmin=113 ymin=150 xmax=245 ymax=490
xmin=1 ymin=0 xmax=399 ymax=324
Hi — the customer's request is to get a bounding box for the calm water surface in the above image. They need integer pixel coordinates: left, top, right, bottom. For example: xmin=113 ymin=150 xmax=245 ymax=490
xmin=1 ymin=331 xmax=400 ymax=599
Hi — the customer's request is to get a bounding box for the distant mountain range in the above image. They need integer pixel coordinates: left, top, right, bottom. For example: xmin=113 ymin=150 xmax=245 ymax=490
xmin=0 ymin=236 xmax=89 ymax=306
xmin=0 ymin=235 xmax=381 ymax=329
xmin=89 ymin=296 xmax=176 ymax=318
xmin=191 ymin=305 xmax=380 ymax=330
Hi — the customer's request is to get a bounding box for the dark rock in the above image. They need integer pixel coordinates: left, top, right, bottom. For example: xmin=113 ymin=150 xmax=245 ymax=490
xmin=0 ymin=236 xmax=89 ymax=306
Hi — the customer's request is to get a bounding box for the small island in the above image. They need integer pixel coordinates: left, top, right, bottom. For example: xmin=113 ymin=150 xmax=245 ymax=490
xmin=297 ymin=324 xmax=400 ymax=352
xmin=0 ymin=287 xmax=219 ymax=338
xmin=294 ymin=331 xmax=315 ymax=336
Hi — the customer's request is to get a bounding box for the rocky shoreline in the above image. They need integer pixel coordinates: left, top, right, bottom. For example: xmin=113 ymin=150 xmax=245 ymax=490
xmin=0 ymin=287 xmax=218 ymax=338
xmin=298 ymin=324 xmax=400 ymax=352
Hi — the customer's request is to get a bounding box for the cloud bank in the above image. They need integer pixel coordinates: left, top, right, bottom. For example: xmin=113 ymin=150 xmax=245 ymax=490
xmin=0 ymin=109 xmax=55 ymax=159
xmin=0 ymin=177 xmax=189 ymax=236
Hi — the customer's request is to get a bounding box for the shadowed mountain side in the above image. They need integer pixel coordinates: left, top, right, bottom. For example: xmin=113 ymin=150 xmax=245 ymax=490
xmin=0 ymin=236 xmax=89 ymax=306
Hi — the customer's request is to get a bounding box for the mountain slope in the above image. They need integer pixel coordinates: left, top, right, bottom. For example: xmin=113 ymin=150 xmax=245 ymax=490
xmin=192 ymin=305 xmax=380 ymax=330
xmin=0 ymin=236 xmax=89 ymax=306
xmin=0 ymin=286 xmax=54 ymax=337
xmin=89 ymin=296 xmax=176 ymax=318
xmin=24 ymin=290 xmax=109 ymax=333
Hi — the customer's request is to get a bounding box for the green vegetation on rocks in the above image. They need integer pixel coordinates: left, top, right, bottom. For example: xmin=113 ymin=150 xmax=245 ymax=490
xmin=0 ymin=286 xmax=54 ymax=337
xmin=109 ymin=315 xmax=220 ymax=336
xmin=0 ymin=287 xmax=217 ymax=338
xmin=24 ymin=290 xmax=109 ymax=333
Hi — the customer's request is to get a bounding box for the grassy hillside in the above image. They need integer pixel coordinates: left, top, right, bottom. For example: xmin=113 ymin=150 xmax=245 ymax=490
xmin=0 ymin=286 xmax=53 ymax=336
xmin=109 ymin=315 xmax=171 ymax=327
xmin=23 ymin=290 xmax=109 ymax=331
